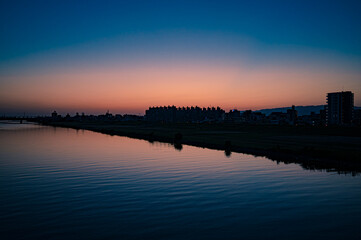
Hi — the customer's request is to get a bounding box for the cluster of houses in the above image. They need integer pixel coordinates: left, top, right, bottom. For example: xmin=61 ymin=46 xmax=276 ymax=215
xmin=144 ymin=105 xmax=321 ymax=126
xmin=50 ymin=105 xmax=359 ymax=126
xmin=145 ymin=106 xmax=225 ymax=123
xmin=51 ymin=110 xmax=143 ymax=122
xmin=224 ymin=106 xmax=300 ymax=125
xmin=49 ymin=91 xmax=359 ymax=126
xmin=144 ymin=103 xmax=360 ymax=126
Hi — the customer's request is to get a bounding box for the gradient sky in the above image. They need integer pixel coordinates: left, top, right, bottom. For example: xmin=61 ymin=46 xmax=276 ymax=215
xmin=1 ymin=0 xmax=360 ymax=115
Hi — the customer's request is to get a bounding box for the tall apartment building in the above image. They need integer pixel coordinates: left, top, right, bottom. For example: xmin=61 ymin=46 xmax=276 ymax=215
xmin=327 ymin=91 xmax=354 ymax=125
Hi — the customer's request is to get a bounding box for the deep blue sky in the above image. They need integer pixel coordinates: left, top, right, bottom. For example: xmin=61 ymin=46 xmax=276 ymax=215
xmin=1 ymin=0 xmax=361 ymax=62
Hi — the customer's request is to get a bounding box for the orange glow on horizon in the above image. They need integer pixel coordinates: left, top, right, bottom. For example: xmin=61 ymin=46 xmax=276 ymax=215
xmin=0 ymin=63 xmax=360 ymax=114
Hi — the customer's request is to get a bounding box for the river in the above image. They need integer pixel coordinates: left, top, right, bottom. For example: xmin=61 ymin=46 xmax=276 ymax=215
xmin=0 ymin=121 xmax=360 ymax=239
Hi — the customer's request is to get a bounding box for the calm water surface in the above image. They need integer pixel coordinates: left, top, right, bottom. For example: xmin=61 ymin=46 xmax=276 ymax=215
xmin=1 ymin=121 xmax=360 ymax=239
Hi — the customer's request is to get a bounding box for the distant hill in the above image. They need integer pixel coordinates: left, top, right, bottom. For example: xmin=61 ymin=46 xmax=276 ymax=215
xmin=254 ymin=105 xmax=361 ymax=116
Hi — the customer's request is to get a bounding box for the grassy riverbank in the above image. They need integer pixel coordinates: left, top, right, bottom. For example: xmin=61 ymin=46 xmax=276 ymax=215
xmin=39 ymin=120 xmax=361 ymax=174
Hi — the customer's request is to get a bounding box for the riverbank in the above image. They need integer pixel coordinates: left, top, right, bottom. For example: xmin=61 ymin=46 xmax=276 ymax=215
xmin=37 ymin=120 xmax=361 ymax=174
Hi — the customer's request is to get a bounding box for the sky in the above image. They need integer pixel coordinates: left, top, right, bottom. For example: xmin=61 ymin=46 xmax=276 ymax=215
xmin=0 ymin=0 xmax=360 ymax=116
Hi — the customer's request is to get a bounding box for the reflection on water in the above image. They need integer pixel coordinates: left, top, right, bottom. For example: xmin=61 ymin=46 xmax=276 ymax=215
xmin=1 ymin=122 xmax=361 ymax=240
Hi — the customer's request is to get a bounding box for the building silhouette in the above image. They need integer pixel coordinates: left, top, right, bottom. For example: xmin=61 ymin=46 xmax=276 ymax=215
xmin=145 ymin=106 xmax=225 ymax=122
xmin=327 ymin=91 xmax=354 ymax=125
xmin=51 ymin=111 xmax=58 ymax=118
xmin=47 ymin=90 xmax=356 ymax=126
xmin=286 ymin=105 xmax=298 ymax=125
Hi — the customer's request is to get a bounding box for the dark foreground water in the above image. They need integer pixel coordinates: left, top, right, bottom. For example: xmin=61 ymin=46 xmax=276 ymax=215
xmin=0 ymin=121 xmax=360 ymax=240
